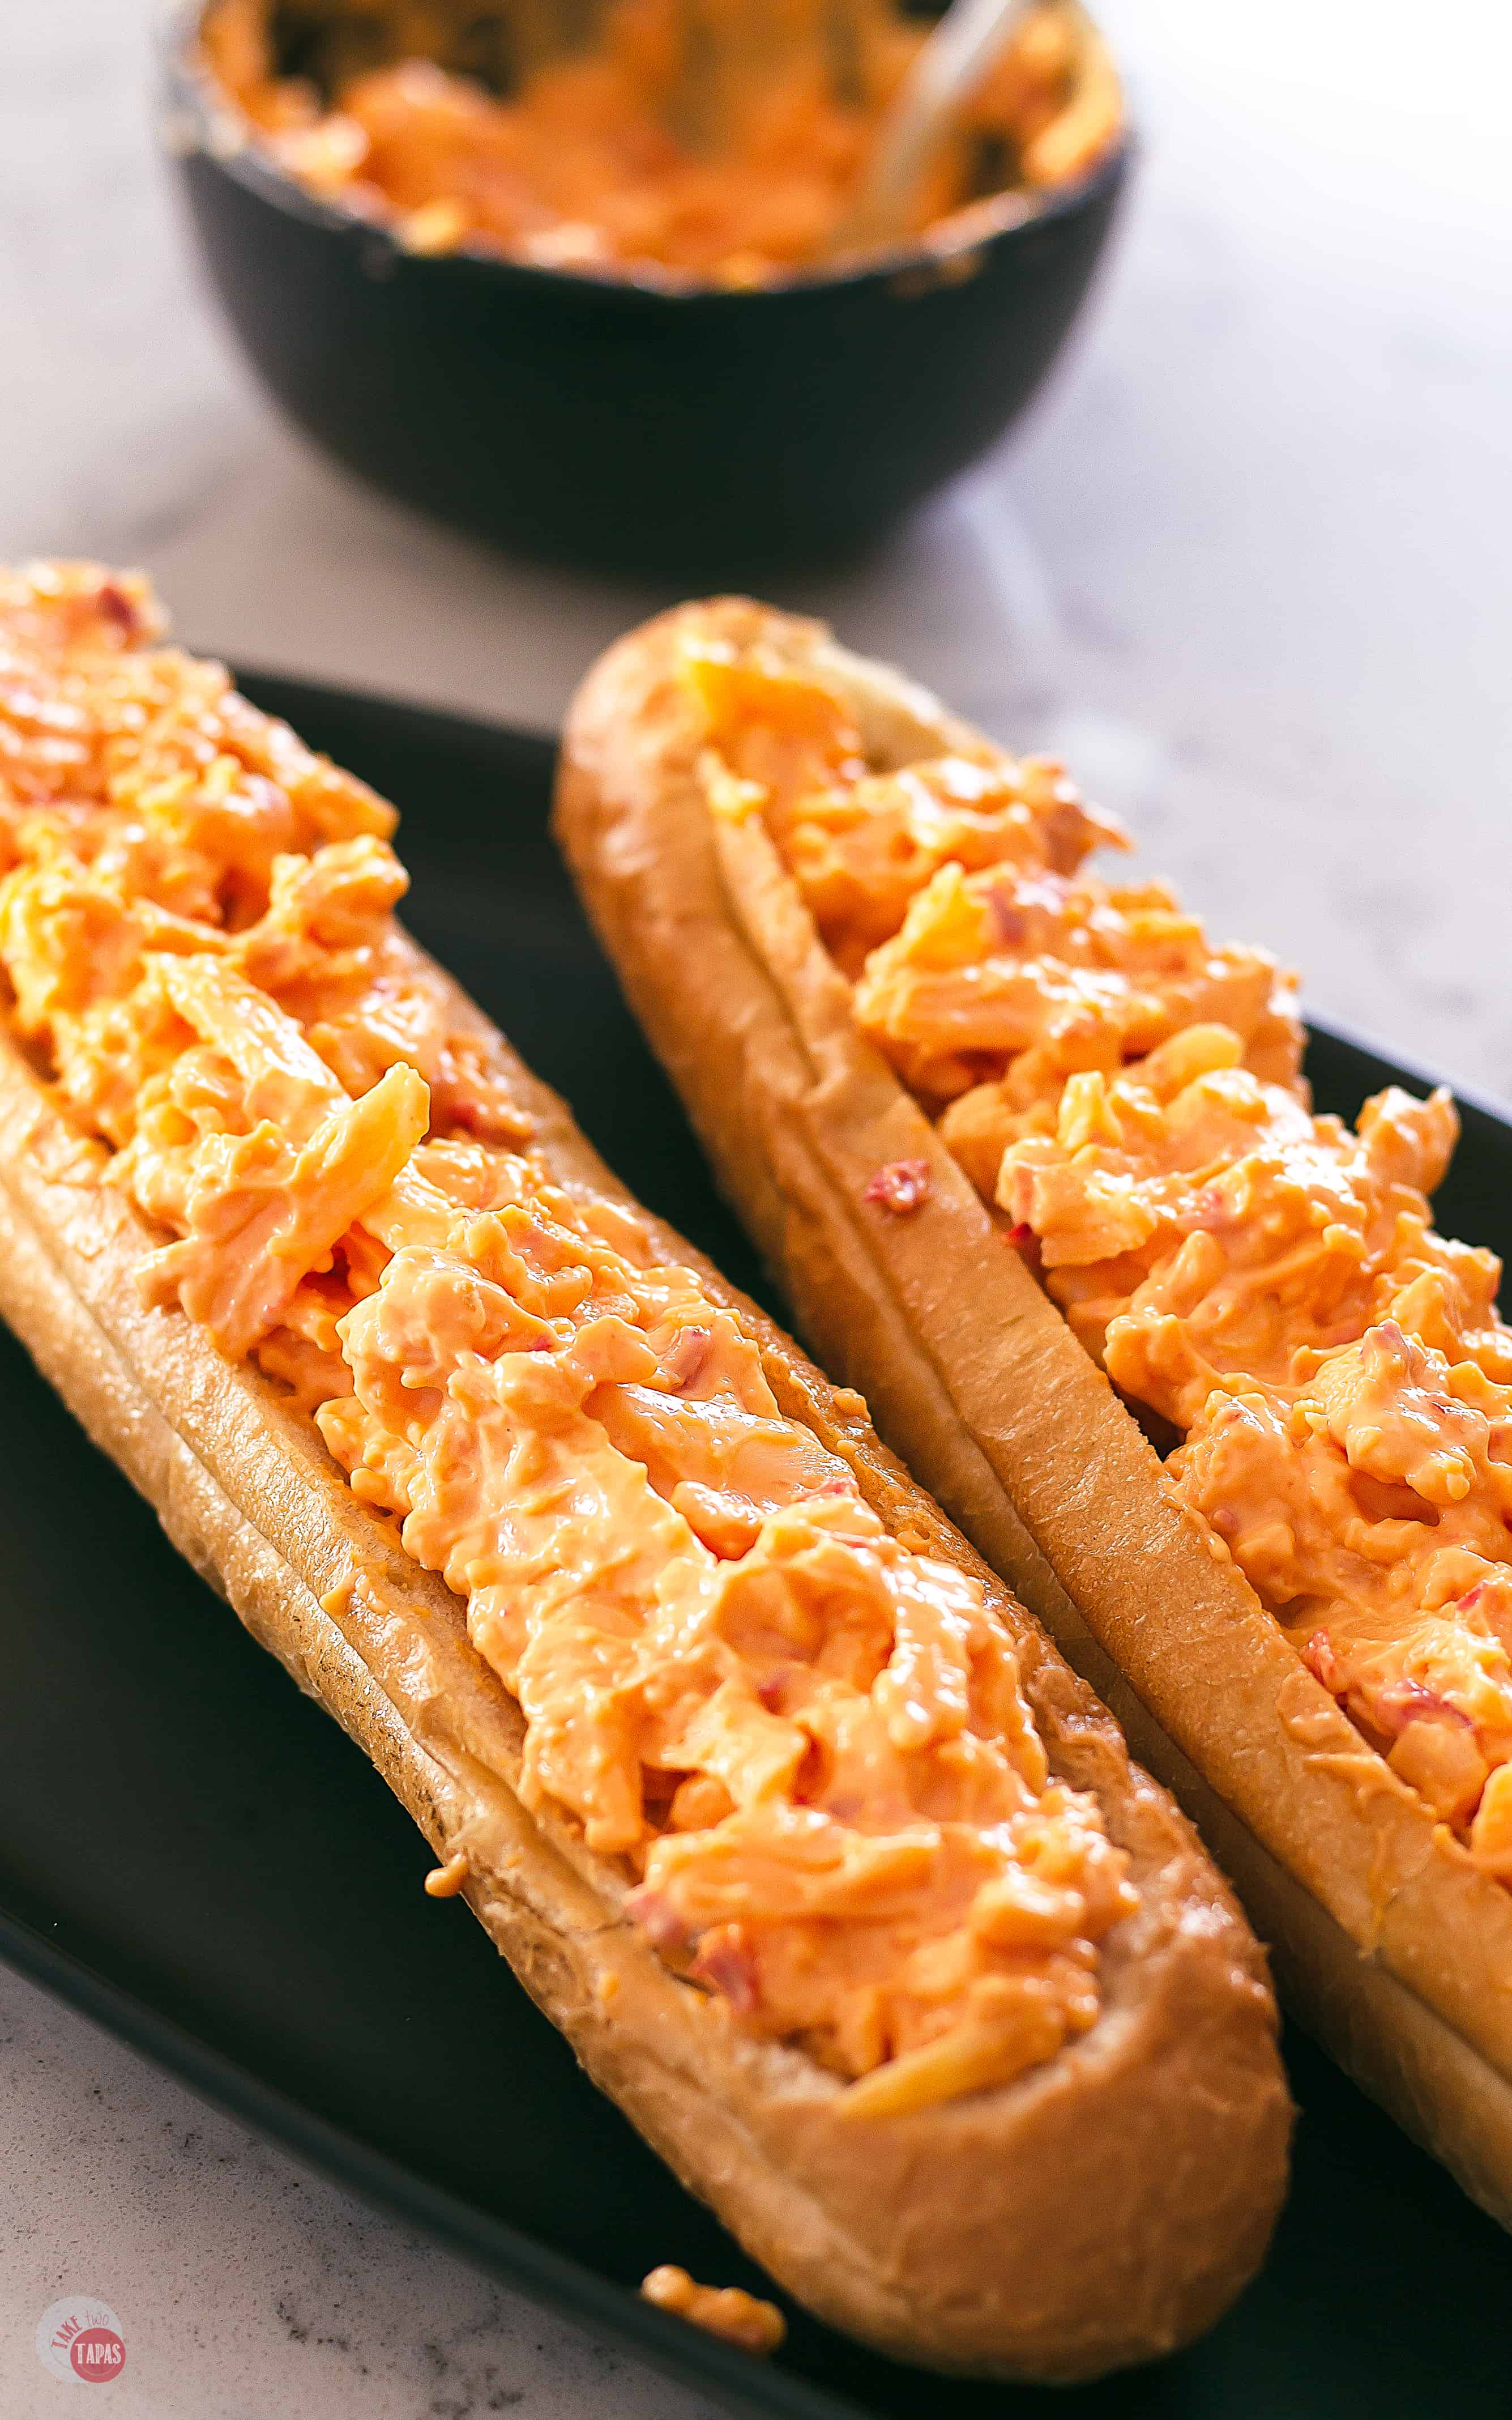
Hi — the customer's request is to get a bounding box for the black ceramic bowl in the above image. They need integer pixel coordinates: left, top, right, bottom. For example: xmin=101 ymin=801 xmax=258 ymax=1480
xmin=163 ymin=8 xmax=1131 ymax=579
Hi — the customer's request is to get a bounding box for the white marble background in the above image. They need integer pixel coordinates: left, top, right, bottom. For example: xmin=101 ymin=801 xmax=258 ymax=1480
xmin=3 ymin=0 xmax=1511 ymax=2412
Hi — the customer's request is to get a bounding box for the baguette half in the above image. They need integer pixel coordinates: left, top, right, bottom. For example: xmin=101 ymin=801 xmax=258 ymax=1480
xmin=554 ymin=595 xmax=1512 ymax=2231
xmin=0 ymin=616 xmax=1290 ymax=2383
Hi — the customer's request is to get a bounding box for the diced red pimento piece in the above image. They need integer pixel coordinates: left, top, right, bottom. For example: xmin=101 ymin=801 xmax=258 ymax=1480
xmin=625 ymin=1884 xmax=691 ymax=1954
xmin=1376 ymin=1678 xmax=1470 ymax=1735
xmin=661 ymin=1325 xmax=713 ymax=1392
xmin=96 ymin=580 xmax=139 ymax=639
xmin=690 ymin=1922 xmax=759 ymax=2016
xmin=1041 ymin=794 xmax=1103 ymax=873
xmin=864 ymin=1158 xmax=930 ymax=1216
xmin=1300 ymin=1630 xmax=1343 ymax=1692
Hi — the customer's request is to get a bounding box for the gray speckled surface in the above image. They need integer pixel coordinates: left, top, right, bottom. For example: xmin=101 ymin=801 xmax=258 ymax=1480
xmin=4 ymin=0 xmax=1512 ymax=2410
xmin=1 ymin=1966 xmax=709 ymax=2418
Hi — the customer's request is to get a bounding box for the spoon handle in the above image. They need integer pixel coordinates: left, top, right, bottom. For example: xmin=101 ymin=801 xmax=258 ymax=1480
xmin=837 ymin=0 xmax=1034 ymax=249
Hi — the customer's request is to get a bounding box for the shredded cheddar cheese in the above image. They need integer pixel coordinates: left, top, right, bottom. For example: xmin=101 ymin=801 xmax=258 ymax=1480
xmin=198 ymin=0 xmax=1122 ymax=287
xmin=640 ymin=2265 xmax=786 ymax=2355
xmin=694 ymin=631 xmax=1512 ymax=1880
xmin=424 ymin=1851 xmax=471 ymax=1897
xmin=0 ymin=563 xmax=1137 ymax=2104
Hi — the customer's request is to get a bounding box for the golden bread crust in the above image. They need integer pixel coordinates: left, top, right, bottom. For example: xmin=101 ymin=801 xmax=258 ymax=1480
xmin=0 ymin=921 xmax=1288 ymax=2379
xmin=554 ymin=595 xmax=1512 ymax=2230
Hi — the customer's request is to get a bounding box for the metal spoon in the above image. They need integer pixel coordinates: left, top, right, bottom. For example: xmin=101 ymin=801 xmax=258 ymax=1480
xmin=832 ymin=0 xmax=1035 ymax=254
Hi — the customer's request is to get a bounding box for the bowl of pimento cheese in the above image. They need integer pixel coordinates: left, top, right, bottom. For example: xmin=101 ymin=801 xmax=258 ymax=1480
xmin=164 ymin=0 xmax=1130 ymax=574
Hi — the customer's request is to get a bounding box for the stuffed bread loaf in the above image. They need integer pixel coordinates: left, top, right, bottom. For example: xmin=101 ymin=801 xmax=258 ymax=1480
xmin=0 ymin=564 xmax=1290 ymax=2381
xmin=556 ymin=594 xmax=1512 ymax=2234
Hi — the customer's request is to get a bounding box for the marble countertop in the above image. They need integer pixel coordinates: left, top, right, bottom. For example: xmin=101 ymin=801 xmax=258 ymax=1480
xmin=3 ymin=0 xmax=1511 ymax=2410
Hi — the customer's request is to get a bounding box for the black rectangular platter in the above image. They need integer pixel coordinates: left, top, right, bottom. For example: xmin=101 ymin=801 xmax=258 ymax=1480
xmin=1 ymin=673 xmax=1507 ymax=2420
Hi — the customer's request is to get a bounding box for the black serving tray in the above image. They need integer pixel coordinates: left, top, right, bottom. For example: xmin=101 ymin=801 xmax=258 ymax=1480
xmin=3 ymin=675 xmax=1509 ymax=2420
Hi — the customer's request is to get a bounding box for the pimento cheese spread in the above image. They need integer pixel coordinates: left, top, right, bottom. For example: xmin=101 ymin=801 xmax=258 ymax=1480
xmin=0 ymin=564 xmax=1136 ymax=2108
xmin=689 ymin=635 xmax=1512 ymax=1883
xmin=198 ymin=0 xmax=1121 ymax=286
xmin=640 ymin=2264 xmax=786 ymax=2355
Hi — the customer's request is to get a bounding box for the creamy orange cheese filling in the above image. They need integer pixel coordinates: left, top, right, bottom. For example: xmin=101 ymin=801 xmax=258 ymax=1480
xmin=0 ymin=565 xmax=1137 ymax=2106
xmin=640 ymin=2264 xmax=786 ymax=2356
xmin=199 ymin=0 xmax=1121 ymax=287
xmin=692 ymin=636 xmax=1512 ymax=1881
